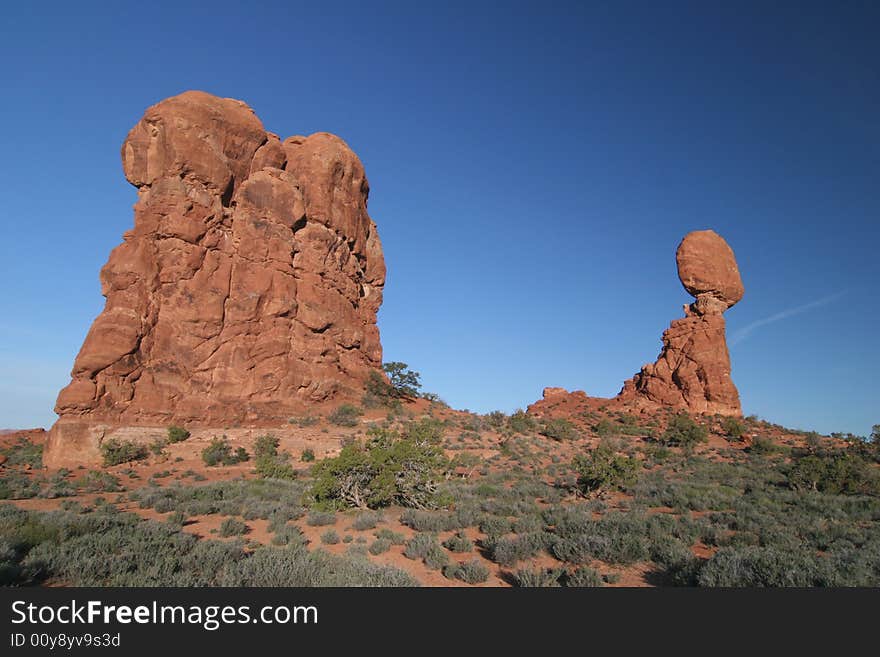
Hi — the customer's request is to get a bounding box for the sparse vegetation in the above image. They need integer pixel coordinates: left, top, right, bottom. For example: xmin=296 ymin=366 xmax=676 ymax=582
xmin=252 ymin=434 xmax=296 ymax=480
xmin=660 ymin=413 xmax=708 ymax=449
xmin=308 ymin=423 xmax=448 ymax=510
xmin=572 ymin=442 xmax=640 ymax=496
xmin=101 ymin=439 xmax=148 ymax=466
xmin=328 ymin=404 xmax=363 ymax=427
xmin=219 ymin=518 xmax=249 ymax=537
xmin=167 ymin=425 xmax=191 ymax=443
xmin=443 ymin=558 xmax=489 ymax=584
xmin=539 ymin=418 xmax=579 ymax=441
xmin=201 ymin=437 xmax=249 ymax=467
xmin=721 ymin=416 xmax=746 ymax=441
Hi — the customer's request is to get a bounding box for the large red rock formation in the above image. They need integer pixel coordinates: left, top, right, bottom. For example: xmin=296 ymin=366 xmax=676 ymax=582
xmin=46 ymin=91 xmax=385 ymax=466
xmin=618 ymin=230 xmax=743 ymax=416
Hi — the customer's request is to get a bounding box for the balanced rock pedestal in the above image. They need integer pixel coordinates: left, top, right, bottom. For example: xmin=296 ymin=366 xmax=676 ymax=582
xmin=619 ymin=230 xmax=743 ymax=416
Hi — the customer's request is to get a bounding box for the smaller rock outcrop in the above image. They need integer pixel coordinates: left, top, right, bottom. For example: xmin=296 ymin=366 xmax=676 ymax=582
xmin=619 ymin=230 xmax=743 ymax=416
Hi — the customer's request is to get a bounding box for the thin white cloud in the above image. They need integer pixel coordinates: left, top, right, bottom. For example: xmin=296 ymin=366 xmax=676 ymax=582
xmin=730 ymin=292 xmax=846 ymax=346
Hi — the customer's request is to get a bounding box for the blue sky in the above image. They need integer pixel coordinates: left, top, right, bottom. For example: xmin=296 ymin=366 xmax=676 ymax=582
xmin=0 ymin=1 xmax=877 ymax=436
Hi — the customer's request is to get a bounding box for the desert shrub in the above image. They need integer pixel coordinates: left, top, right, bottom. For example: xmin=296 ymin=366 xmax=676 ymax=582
xmin=696 ymin=546 xmax=835 ymax=587
xmin=512 ymin=568 xmax=563 ymax=587
xmin=219 ymin=518 xmax=248 ymax=537
xmin=306 ymin=511 xmax=336 ymax=526
xmin=403 ymin=533 xmax=438 ymax=560
xmin=1 ymin=438 xmax=43 ymax=468
xmin=572 ymin=443 xmax=640 ymax=496
xmin=253 ymin=434 xmax=280 ymax=458
xmin=563 ymin=566 xmax=604 ymax=587
xmin=1 ymin=504 xmax=418 ymax=587
xmin=479 ymin=516 xmax=513 ymax=537
xmin=369 ymin=538 xmax=392 ymax=555
xmin=400 ymin=509 xmax=458 ymax=532
xmin=375 ymin=528 xmax=406 ymax=545
xmin=201 ymin=437 xmax=248 ymax=467
xmin=660 ymin=413 xmax=708 ymax=449
xmin=721 ymin=417 xmax=746 ymax=441
xmin=442 ymin=531 xmax=474 ymax=553
xmin=301 ymin=448 xmax=315 ymax=462
xmin=166 ymin=511 xmax=187 ymax=528
xmin=748 ymin=435 xmax=778 ymax=455
xmin=352 ymin=511 xmax=382 ymax=531
xmin=485 ymin=411 xmax=507 ymax=429
xmin=149 ymin=437 xmax=167 ymax=456
xmin=402 ymin=533 xmax=448 ymax=570
xmin=251 ymin=435 xmax=295 ymax=480
xmin=549 ymin=512 xmax=650 ymax=565
xmin=218 ymin=546 xmax=419 ymax=587
xmin=328 ymin=404 xmax=364 ymax=427
xmin=512 ymin=514 xmax=544 ymax=534
xmin=487 ymin=532 xmax=553 ymax=566
xmin=309 ymin=426 xmax=447 ymax=510
xmin=508 ymin=410 xmax=537 ymax=434
xmin=321 ymin=529 xmax=340 ymax=545
xmin=424 ymin=544 xmax=449 ymax=570
xmin=539 ymin=418 xmax=580 ymax=441
xmin=787 ymin=453 xmax=879 ymax=495
xmin=404 ymin=417 xmax=445 ymax=444
xmin=443 ymin=558 xmax=489 ymax=584
xmin=167 ymin=425 xmax=191 ymax=443
xmin=289 ymin=415 xmax=319 ymax=427
xmin=74 ymin=471 xmax=122 ymax=493
xmin=594 ymin=419 xmax=614 ymax=437
xmin=101 ymin=439 xmax=148 ymax=466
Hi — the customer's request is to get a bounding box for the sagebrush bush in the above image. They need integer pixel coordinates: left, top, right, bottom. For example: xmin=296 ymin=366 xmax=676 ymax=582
xmin=201 ymin=437 xmax=249 ymax=467
xmin=219 ymin=518 xmax=248 ymax=537
xmin=403 ymin=533 xmax=439 ymax=560
xmin=539 ymin=418 xmax=580 ymax=441
xmin=660 ymin=413 xmax=708 ymax=448
xmin=328 ymin=404 xmax=363 ymax=427
xmin=721 ymin=417 xmax=746 ymax=441
xmin=306 ymin=511 xmax=336 ymax=527
xmin=101 ymin=439 xmax=148 ymax=466
xmin=167 ymin=426 xmax=191 ymax=443
xmin=442 ymin=532 xmax=474 ymax=553
xmin=507 ymin=410 xmax=537 ymax=434
xmin=487 ymin=532 xmax=552 ymax=566
xmin=0 ymin=438 xmax=43 ymax=468
xmin=512 ymin=568 xmax=563 ymax=587
xmin=375 ymin=528 xmax=406 ymax=545
xmin=252 ymin=434 xmax=296 ymax=480
xmin=321 ymin=529 xmax=340 ymax=545
xmin=572 ymin=443 xmax=640 ymax=496
xmin=352 ymin=512 xmax=382 ymax=531
xmin=443 ymin=558 xmax=489 ymax=584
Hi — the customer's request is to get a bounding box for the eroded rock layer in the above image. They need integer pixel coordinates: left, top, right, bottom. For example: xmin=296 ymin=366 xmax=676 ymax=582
xmin=48 ymin=91 xmax=385 ymax=465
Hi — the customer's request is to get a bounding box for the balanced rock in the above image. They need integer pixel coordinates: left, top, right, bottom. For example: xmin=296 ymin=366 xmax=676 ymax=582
xmin=619 ymin=230 xmax=743 ymax=416
xmin=46 ymin=91 xmax=385 ymax=466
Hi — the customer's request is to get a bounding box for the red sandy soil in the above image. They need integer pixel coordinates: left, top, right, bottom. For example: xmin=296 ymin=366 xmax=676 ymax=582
xmin=0 ymin=398 xmax=828 ymax=587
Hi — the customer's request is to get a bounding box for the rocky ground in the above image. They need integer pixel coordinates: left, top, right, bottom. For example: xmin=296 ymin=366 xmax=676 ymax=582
xmin=3 ymin=396 xmax=878 ymax=587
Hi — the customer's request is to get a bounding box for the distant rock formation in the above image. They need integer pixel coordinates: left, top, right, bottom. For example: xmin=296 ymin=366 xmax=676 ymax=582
xmin=46 ymin=91 xmax=385 ymax=466
xmin=619 ymin=230 xmax=743 ymax=416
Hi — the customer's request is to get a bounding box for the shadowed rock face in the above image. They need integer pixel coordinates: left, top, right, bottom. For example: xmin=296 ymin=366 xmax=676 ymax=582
xmin=48 ymin=91 xmax=385 ymax=465
xmin=619 ymin=230 xmax=743 ymax=416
